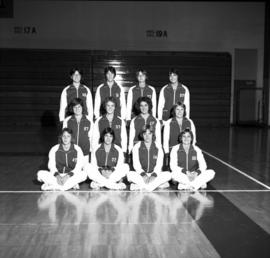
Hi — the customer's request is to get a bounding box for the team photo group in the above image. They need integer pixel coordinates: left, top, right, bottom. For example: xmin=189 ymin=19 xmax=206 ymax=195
xmin=37 ymin=66 xmax=215 ymax=192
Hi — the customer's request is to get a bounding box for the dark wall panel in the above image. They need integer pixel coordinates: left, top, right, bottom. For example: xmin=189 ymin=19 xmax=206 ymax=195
xmin=0 ymin=49 xmax=231 ymax=129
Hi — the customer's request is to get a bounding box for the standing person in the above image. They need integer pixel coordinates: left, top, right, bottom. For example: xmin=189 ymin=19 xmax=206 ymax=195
xmin=127 ymin=125 xmax=171 ymax=191
xmin=94 ymin=66 xmax=126 ymax=120
xmin=86 ymin=127 xmax=128 ymax=190
xmin=92 ymin=97 xmax=127 ymax=154
xmin=126 ymin=69 xmax=157 ymax=121
xmin=59 ymin=68 xmax=93 ymax=122
xmin=63 ymin=98 xmax=93 ymax=165
xmin=37 ymin=128 xmax=87 ymax=191
xmin=158 ymin=68 xmax=190 ymax=123
xmin=163 ymin=102 xmax=196 ymax=155
xmin=170 ymin=129 xmax=215 ymax=191
xmin=129 ymin=97 xmax=161 ymax=153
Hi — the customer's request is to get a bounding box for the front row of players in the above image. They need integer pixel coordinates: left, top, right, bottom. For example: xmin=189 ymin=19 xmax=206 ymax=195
xmin=37 ymin=126 xmax=215 ymax=191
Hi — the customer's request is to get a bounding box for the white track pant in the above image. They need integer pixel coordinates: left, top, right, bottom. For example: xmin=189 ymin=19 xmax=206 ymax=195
xmin=86 ymin=163 xmax=129 ymax=189
xmin=171 ymin=169 xmax=215 ymax=190
xmin=127 ymin=171 xmax=171 ymax=191
xmin=37 ymin=170 xmax=87 ymax=191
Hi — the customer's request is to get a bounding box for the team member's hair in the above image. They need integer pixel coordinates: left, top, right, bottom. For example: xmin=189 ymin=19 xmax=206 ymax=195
xmin=170 ymin=101 xmax=187 ymax=118
xmin=169 ymin=68 xmax=180 ymax=77
xmin=136 ymin=69 xmax=148 ymax=80
xmin=102 ymin=96 xmax=118 ymax=111
xmin=68 ymin=98 xmax=86 ymax=115
xmin=100 ymin=96 xmax=118 ymax=116
xmin=178 ymin=128 xmax=194 ymax=144
xmin=138 ymin=124 xmax=155 ymax=141
xmin=104 ymin=66 xmax=116 ymax=78
xmin=69 ymin=67 xmax=83 ymax=77
xmin=58 ymin=128 xmax=75 ymax=144
xmin=99 ymin=127 xmax=116 ymax=144
xmin=137 ymin=96 xmax=153 ymax=114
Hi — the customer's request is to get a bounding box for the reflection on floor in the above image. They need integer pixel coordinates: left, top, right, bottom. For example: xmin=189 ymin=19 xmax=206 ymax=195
xmin=0 ymin=191 xmax=269 ymax=258
xmin=0 ymin=126 xmax=270 ymax=258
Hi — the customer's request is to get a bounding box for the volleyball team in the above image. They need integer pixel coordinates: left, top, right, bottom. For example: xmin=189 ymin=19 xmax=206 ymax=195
xmin=37 ymin=66 xmax=215 ymax=191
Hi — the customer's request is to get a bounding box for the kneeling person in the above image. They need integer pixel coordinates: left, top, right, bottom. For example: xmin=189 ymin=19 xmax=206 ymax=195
xmin=37 ymin=128 xmax=87 ymax=191
xmin=86 ymin=127 xmax=128 ymax=190
xmin=127 ymin=125 xmax=171 ymax=191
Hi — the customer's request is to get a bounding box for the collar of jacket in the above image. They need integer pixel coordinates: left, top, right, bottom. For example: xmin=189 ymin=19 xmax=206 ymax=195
xmin=58 ymin=143 xmax=75 ymax=152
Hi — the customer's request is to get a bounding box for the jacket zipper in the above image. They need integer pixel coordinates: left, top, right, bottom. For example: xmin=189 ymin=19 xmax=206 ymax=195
xmin=147 ymin=147 xmax=150 ymax=173
xmin=105 ymin=151 xmax=109 ymax=167
xmin=77 ymin=120 xmax=80 ymax=145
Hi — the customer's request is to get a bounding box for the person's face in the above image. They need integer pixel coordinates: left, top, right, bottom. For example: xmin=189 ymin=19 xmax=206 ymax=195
xmin=106 ymin=101 xmax=115 ymax=114
xmin=169 ymin=72 xmax=178 ymax=84
xmin=182 ymin=132 xmax=192 ymax=145
xmin=71 ymin=71 xmax=81 ymax=83
xmin=104 ymin=133 xmax=113 ymax=145
xmin=137 ymin=72 xmax=146 ymax=84
xmin=73 ymin=104 xmax=83 ymax=116
xmin=62 ymin=131 xmax=72 ymax=145
xmin=175 ymin=105 xmax=184 ymax=118
xmin=106 ymin=71 xmax=115 ymax=83
xmin=140 ymin=101 xmax=149 ymax=114
xmin=143 ymin=130 xmax=153 ymax=143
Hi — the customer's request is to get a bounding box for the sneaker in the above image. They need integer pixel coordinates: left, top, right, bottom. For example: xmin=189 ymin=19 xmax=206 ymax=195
xmin=90 ymin=181 xmax=100 ymax=190
xmin=178 ymin=183 xmax=193 ymax=191
xmin=200 ymin=183 xmax=207 ymax=190
xmin=118 ymin=182 xmax=127 ymax=190
xmin=158 ymin=182 xmax=170 ymax=189
xmin=41 ymin=184 xmax=58 ymax=191
xmin=73 ymin=184 xmax=80 ymax=190
xmin=130 ymin=183 xmax=140 ymax=191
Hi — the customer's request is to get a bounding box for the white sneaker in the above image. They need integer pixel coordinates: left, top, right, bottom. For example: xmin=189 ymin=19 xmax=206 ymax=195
xmin=130 ymin=183 xmax=140 ymax=191
xmin=90 ymin=181 xmax=100 ymax=190
xmin=200 ymin=183 xmax=207 ymax=190
xmin=158 ymin=182 xmax=170 ymax=189
xmin=178 ymin=183 xmax=194 ymax=191
xmin=41 ymin=184 xmax=58 ymax=191
xmin=73 ymin=184 xmax=80 ymax=190
xmin=118 ymin=182 xmax=127 ymax=190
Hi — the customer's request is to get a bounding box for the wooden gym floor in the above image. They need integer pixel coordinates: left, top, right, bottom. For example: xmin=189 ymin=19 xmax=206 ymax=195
xmin=0 ymin=126 xmax=269 ymax=258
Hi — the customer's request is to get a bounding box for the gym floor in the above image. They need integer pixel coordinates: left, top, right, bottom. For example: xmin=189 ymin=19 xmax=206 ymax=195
xmin=0 ymin=126 xmax=269 ymax=258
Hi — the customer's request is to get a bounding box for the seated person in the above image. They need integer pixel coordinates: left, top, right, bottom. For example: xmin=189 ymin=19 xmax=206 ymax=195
xmin=37 ymin=128 xmax=87 ymax=191
xmin=170 ymin=129 xmax=215 ymax=191
xmin=129 ymin=96 xmax=161 ymax=154
xmin=63 ymin=98 xmax=93 ymax=165
xmin=163 ymin=102 xmax=196 ymax=167
xmin=92 ymin=96 xmax=127 ymax=154
xmin=127 ymin=125 xmax=171 ymax=191
xmin=86 ymin=127 xmax=128 ymax=190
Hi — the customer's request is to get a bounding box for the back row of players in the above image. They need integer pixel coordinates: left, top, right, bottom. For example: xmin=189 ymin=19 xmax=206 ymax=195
xmin=37 ymin=66 xmax=215 ymax=191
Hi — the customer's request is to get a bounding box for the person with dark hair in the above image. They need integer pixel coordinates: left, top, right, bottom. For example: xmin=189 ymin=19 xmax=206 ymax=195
xmin=129 ymin=96 xmax=161 ymax=153
xmin=163 ymin=102 xmax=196 ymax=155
xmin=94 ymin=66 xmax=126 ymax=120
xmin=170 ymin=129 xmax=215 ymax=191
xmin=63 ymin=98 xmax=93 ymax=165
xmin=127 ymin=125 xmax=171 ymax=191
xmin=86 ymin=127 xmax=128 ymax=190
xmin=126 ymin=69 xmax=157 ymax=121
xmin=37 ymin=128 xmax=87 ymax=191
xmin=59 ymin=68 xmax=93 ymax=122
xmin=158 ymin=68 xmax=190 ymax=123
xmin=92 ymin=97 xmax=127 ymax=153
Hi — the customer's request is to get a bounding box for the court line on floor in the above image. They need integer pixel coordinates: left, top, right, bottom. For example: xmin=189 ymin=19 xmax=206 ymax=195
xmin=203 ymin=150 xmax=270 ymax=190
xmin=0 ymin=189 xmax=269 ymax=193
